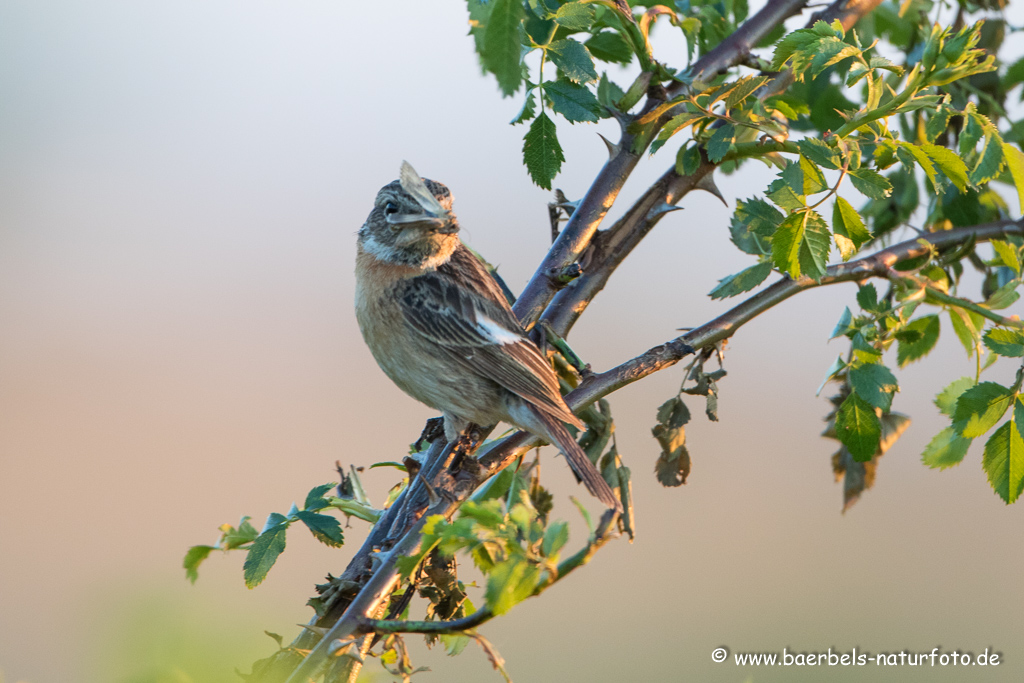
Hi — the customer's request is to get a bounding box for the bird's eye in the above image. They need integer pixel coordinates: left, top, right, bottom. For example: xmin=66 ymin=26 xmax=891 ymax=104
xmin=383 ymin=201 xmax=399 ymax=216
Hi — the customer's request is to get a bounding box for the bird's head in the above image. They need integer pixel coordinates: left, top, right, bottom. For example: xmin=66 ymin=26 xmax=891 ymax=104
xmin=358 ymin=161 xmax=460 ymax=269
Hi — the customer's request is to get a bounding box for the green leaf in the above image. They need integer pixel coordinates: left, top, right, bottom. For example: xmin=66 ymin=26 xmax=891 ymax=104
xmin=705 ymin=124 xmax=736 ymax=163
xmin=548 ymin=39 xmax=597 ymax=85
xmin=541 ymin=521 xmax=569 ymax=557
xmin=295 ymin=510 xmax=345 ymax=548
xmin=935 ymin=377 xmax=975 ymax=416
xmin=585 ymin=31 xmax=633 ymax=65
xmin=991 ymin=240 xmax=1022 ymax=276
xmin=809 ymin=37 xmax=860 ymax=76
xmin=985 ymin=281 xmax=1020 ymax=310
xmin=221 ymin=516 xmax=260 ymax=549
xmin=952 ymin=382 xmax=1014 ymax=438
xmin=553 ymin=2 xmax=595 ymax=30
xmin=799 ymin=211 xmax=831 ymax=281
xmin=948 ymin=308 xmax=982 ymax=356
xmin=856 ymin=282 xmax=878 ymax=311
xmin=723 ymin=75 xmax=769 ymax=111
xmin=243 ymin=522 xmax=288 ymax=588
xmin=983 ymin=328 xmax=1024 ymax=357
xmin=896 ymin=142 xmax=938 ymax=192
xmin=830 ymin=306 xmax=853 ymax=339
xmin=484 ymin=0 xmax=525 ymax=97
xmin=832 ymin=196 xmax=872 ymax=261
xmin=982 ymin=420 xmax=1024 ymax=503
xmin=783 ymin=156 xmax=828 ymax=195
xmin=523 ymin=112 xmax=564 ymax=190
xmin=895 ymin=315 xmax=940 ymax=366
xmin=849 ymin=362 xmax=898 ymax=411
xmin=921 ymin=427 xmax=972 ymax=470
xmin=544 ymin=80 xmax=602 ymax=122
xmin=771 ymin=213 xmax=805 ymax=277
xmin=970 ymin=133 xmax=1006 ymax=186
xmin=835 ymin=392 xmax=882 ymax=462
xmin=709 ymin=261 xmax=773 ymax=299
xmin=596 ymin=72 xmax=625 ymax=108
xmin=920 ymin=143 xmax=969 ymax=193
xmin=730 ymin=198 xmax=781 ymax=254
xmin=485 ymin=558 xmax=541 ymax=616
xmin=1002 ymin=142 xmax=1024 ymax=213
xmin=767 ymin=178 xmax=805 ymax=212
xmin=510 ymin=88 xmax=537 ymax=125
xmin=798 ymin=138 xmax=842 ymax=170
xmin=184 ymin=545 xmax=214 ymax=584
xmin=770 ymin=29 xmax=817 ymax=71
xmin=676 ymin=143 xmax=702 ymax=176
xmin=816 ymin=354 xmax=847 ymax=395
xmin=304 ymin=483 xmax=335 ymax=510
xmin=848 ymin=168 xmax=893 ymax=199
xmin=652 ymin=112 xmax=703 ymax=154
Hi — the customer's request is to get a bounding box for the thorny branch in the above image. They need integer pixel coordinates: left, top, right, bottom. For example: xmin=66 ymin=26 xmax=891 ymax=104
xmin=273 ymin=1 xmax=975 ymax=681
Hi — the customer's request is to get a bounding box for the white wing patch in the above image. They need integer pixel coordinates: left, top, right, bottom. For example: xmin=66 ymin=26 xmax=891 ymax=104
xmin=477 ymin=314 xmax=522 ymax=345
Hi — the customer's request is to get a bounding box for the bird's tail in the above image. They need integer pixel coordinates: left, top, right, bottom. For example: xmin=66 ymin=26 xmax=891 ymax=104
xmin=514 ymin=403 xmax=622 ymax=513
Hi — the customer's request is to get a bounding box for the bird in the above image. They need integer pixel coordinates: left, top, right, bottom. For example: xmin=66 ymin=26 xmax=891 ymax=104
xmin=354 ymin=161 xmax=621 ymax=512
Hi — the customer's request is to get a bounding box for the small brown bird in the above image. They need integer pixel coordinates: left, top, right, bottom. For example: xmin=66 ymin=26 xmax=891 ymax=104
xmin=355 ymin=162 xmax=620 ymax=511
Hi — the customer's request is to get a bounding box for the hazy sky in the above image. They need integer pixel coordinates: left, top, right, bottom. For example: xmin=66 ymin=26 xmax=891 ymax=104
xmin=2 ymin=2 xmax=1023 ymax=682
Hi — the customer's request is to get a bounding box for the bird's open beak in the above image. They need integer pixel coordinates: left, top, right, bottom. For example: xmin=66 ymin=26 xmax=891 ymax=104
xmin=385 ymin=210 xmax=457 ymax=234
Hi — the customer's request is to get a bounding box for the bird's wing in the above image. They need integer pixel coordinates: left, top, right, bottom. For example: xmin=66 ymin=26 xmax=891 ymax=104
xmin=397 ymin=271 xmax=580 ymax=425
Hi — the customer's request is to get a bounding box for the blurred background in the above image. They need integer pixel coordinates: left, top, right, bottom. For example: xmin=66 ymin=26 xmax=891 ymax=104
xmin=2 ymin=2 xmax=1023 ymax=682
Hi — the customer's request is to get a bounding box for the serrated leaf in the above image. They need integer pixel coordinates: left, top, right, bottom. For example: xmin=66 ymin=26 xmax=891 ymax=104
xmin=783 ymin=156 xmax=827 ymax=196
xmin=1002 ymin=142 xmax=1024 ymax=213
xmin=548 ymin=38 xmax=597 ymax=85
xmin=724 ymin=75 xmax=769 ymax=110
xmin=953 ymin=382 xmax=1014 ymax=438
xmin=897 ymin=142 xmax=938 ymax=192
xmin=771 ymin=213 xmax=805 ymax=277
xmin=221 ymin=516 xmax=259 ymax=549
xmin=585 ymin=31 xmax=633 ymax=65
xmin=856 ymin=282 xmax=878 ymax=311
xmin=295 ymin=510 xmax=345 ymax=547
xmin=730 ymin=198 xmax=781 ymax=254
xmin=848 ymin=168 xmax=893 ymax=199
xmin=835 ymin=392 xmax=882 ymax=462
xmin=982 ymin=420 xmax=1024 ymax=503
xmin=922 ymin=427 xmax=972 ymax=470
xmin=709 ymin=261 xmax=773 ymax=299
xmin=925 ymin=107 xmax=953 ymax=143
xmin=895 ymin=314 xmax=940 ymax=366
xmin=553 ymin=2 xmax=594 ymax=30
xmin=799 ymin=212 xmax=831 ymax=281
xmin=485 ymin=558 xmax=541 ymax=616
xmin=798 ymin=138 xmax=841 ymax=170
xmin=304 ymin=483 xmax=335 ymax=510
xmin=676 ymin=143 xmax=702 ymax=175
xmin=656 ymin=396 xmax=691 ymax=429
xmin=849 ymin=362 xmax=898 ymax=411
xmin=918 ymin=143 xmax=968 ymax=194
xmin=935 ymin=377 xmax=975 ymax=416
xmin=810 ymin=37 xmax=860 ymax=76
xmin=832 ymin=196 xmax=872 ymax=261
xmin=523 ymin=112 xmax=564 ymax=190
xmin=767 ymin=178 xmax=805 ymax=212
xmin=243 ymin=523 xmax=288 ymax=588
xmin=991 ymin=240 xmax=1022 ymax=276
xmin=544 ymin=80 xmax=602 ymax=122
xmin=983 ymin=328 xmax=1024 ymax=357
xmin=770 ymin=29 xmax=817 ymax=71
xmin=184 ymin=545 xmax=214 ymax=584
xmin=652 ymin=112 xmax=703 ymax=154
xmin=510 ymin=88 xmax=537 ymax=125
xmin=484 ymin=0 xmax=525 ymax=97
xmin=705 ymin=124 xmax=736 ymax=163
xmin=985 ymin=281 xmax=1020 ymax=310
xmin=970 ymin=133 xmax=1006 ymax=186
